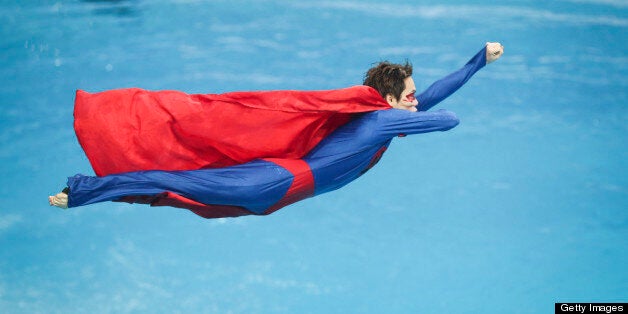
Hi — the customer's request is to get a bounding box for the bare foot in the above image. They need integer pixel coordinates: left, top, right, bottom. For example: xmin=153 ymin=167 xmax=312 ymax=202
xmin=49 ymin=192 xmax=68 ymax=209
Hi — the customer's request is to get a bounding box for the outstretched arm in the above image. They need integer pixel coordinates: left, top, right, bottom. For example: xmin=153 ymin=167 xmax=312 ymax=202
xmin=416 ymin=42 xmax=504 ymax=112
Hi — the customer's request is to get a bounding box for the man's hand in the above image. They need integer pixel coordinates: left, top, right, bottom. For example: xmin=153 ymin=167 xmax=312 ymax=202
xmin=486 ymin=42 xmax=504 ymax=64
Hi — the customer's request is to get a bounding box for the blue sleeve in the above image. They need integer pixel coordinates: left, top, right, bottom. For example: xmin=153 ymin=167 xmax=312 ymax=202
xmin=416 ymin=46 xmax=487 ymax=112
xmin=374 ymin=109 xmax=460 ymax=140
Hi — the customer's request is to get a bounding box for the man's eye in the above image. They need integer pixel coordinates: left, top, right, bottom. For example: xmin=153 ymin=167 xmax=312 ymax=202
xmin=405 ymin=93 xmax=415 ymax=101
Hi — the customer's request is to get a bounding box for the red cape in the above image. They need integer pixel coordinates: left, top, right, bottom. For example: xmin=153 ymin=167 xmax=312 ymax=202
xmin=74 ymin=86 xmax=389 ymax=176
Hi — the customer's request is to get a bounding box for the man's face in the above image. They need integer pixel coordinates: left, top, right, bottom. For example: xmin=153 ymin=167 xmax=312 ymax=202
xmin=387 ymin=77 xmax=418 ymax=112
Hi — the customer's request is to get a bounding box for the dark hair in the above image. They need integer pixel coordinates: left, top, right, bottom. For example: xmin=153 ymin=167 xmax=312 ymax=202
xmin=363 ymin=61 xmax=413 ymax=101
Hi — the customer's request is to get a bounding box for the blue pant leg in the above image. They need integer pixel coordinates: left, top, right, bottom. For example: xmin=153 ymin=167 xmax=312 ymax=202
xmin=67 ymin=160 xmax=294 ymax=214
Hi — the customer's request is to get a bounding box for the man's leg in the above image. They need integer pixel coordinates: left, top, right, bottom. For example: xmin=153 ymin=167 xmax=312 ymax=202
xmin=56 ymin=160 xmax=294 ymax=213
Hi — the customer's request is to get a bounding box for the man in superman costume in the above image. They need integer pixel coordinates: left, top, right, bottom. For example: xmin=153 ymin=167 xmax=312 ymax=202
xmin=49 ymin=43 xmax=504 ymax=218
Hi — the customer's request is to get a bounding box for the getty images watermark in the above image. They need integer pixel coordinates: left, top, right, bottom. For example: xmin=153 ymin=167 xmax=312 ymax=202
xmin=555 ymin=303 xmax=626 ymax=314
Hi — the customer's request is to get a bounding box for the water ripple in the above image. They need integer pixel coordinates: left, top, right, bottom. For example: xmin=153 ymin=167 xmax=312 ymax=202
xmin=293 ymin=2 xmax=628 ymax=27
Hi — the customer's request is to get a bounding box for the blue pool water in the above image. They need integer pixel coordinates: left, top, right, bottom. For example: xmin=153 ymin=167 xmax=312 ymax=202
xmin=1 ymin=1 xmax=626 ymax=313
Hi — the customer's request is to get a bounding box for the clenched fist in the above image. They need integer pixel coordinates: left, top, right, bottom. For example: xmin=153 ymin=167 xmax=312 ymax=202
xmin=486 ymin=42 xmax=504 ymax=64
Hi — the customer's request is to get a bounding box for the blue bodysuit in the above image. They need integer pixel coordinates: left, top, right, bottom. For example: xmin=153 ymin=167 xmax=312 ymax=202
xmin=66 ymin=47 xmax=487 ymax=219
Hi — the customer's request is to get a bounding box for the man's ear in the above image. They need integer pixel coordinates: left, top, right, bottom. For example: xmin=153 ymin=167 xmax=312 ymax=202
xmin=385 ymin=94 xmax=397 ymax=106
